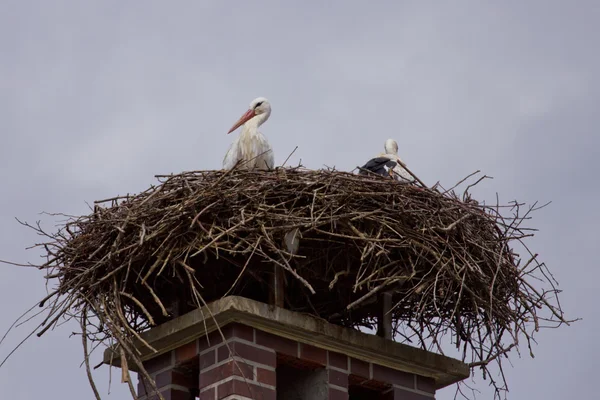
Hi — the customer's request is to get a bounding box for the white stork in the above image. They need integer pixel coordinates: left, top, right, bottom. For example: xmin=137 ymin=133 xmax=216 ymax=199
xmin=359 ymin=139 xmax=414 ymax=183
xmin=223 ymin=97 xmax=275 ymax=171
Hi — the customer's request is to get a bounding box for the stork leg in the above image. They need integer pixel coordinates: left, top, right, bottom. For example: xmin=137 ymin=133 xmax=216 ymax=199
xmin=376 ymin=291 xmax=393 ymax=340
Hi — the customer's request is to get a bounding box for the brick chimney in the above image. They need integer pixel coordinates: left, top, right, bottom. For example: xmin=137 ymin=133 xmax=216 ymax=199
xmin=104 ymin=296 xmax=469 ymax=400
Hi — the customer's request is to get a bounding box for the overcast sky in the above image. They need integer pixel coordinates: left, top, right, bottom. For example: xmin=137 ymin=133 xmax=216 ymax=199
xmin=0 ymin=1 xmax=597 ymax=399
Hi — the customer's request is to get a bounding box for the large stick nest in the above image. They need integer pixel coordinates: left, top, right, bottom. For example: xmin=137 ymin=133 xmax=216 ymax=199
xmin=6 ymin=168 xmax=571 ymax=399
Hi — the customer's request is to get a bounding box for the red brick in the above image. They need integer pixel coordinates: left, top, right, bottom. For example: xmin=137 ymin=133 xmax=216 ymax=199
xmin=329 ymin=369 xmax=348 ymax=388
xmin=199 ymin=386 xmax=215 ymax=400
xmin=198 ymin=330 xmax=225 ymax=352
xmin=143 ymin=351 xmax=173 ymax=374
xmin=372 ymin=364 xmax=414 ymax=388
xmin=391 ymin=387 xmax=432 ymax=400
xmin=350 ymin=358 xmax=370 ymax=379
xmin=217 ymin=341 xmax=276 ymax=367
xmin=328 ymin=351 xmax=348 ymax=370
xmin=200 ymin=349 xmax=216 ymax=369
xmin=329 ymin=387 xmax=348 ymax=400
xmin=416 ymin=376 xmax=436 ymax=393
xmin=172 ymin=390 xmax=192 ymax=400
xmin=300 ymin=343 xmax=327 ymax=365
xmin=155 ymin=369 xmax=196 ymax=389
xmin=223 ymin=323 xmax=255 ymax=342
xmin=257 ymin=367 xmax=276 ymax=386
xmin=200 ymin=360 xmax=254 ymax=388
xmin=255 ymin=330 xmax=298 ymax=357
xmin=217 ymin=379 xmax=276 ymax=400
xmin=175 ymin=340 xmax=198 ymax=363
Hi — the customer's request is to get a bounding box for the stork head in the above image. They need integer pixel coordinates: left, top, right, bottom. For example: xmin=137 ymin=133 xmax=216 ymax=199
xmin=384 ymin=139 xmax=399 ymax=155
xmin=227 ymin=97 xmax=272 ymax=134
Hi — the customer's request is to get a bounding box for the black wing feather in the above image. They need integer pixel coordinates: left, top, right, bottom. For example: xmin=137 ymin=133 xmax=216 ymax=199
xmin=359 ymin=157 xmax=397 ymax=176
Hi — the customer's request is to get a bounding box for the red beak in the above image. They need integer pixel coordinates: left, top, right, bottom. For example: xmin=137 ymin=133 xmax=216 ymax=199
xmin=227 ymin=109 xmax=256 ymax=134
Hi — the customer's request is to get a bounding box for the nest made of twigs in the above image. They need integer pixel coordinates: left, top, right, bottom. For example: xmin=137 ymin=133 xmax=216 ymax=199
xmin=10 ymin=167 xmax=571 ymax=399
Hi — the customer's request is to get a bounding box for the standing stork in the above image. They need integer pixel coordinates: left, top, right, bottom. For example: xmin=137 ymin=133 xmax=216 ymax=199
xmin=359 ymin=139 xmax=414 ymax=183
xmin=223 ymin=97 xmax=275 ymax=171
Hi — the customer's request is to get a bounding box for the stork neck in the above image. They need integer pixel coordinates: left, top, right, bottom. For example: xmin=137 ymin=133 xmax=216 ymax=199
xmin=243 ymin=111 xmax=270 ymax=134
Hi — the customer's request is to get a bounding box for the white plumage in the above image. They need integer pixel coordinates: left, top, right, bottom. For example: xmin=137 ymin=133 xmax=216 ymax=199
xmin=223 ymin=97 xmax=275 ymax=171
xmin=359 ymin=139 xmax=414 ymax=183
xmin=383 ymin=139 xmax=413 ymax=182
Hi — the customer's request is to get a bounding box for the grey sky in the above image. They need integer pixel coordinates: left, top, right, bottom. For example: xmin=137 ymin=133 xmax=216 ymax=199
xmin=0 ymin=1 xmax=597 ymax=399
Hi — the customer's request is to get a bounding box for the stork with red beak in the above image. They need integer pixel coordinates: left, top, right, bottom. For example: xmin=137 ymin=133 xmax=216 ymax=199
xmin=223 ymin=97 xmax=275 ymax=171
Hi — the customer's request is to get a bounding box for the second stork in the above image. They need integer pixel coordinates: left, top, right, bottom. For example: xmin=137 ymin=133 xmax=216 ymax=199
xmin=359 ymin=139 xmax=414 ymax=183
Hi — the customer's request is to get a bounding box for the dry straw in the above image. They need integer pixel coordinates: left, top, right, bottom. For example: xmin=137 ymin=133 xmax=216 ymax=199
xmin=2 ymin=166 xmax=573 ymax=399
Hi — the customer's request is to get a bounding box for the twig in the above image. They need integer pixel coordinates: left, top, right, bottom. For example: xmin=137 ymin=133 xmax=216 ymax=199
xmin=5 ymin=167 xmax=573 ymax=400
